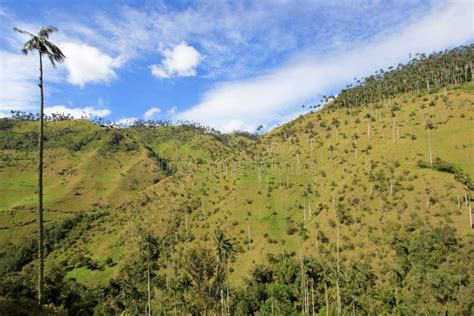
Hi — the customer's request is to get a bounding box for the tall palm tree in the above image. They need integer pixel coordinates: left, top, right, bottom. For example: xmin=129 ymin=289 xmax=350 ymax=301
xmin=139 ymin=231 xmax=160 ymax=316
xmin=425 ymin=120 xmax=436 ymax=169
xmin=13 ymin=26 xmax=65 ymax=307
xmin=298 ymin=223 xmax=309 ymax=314
xmin=214 ymin=228 xmax=236 ymax=315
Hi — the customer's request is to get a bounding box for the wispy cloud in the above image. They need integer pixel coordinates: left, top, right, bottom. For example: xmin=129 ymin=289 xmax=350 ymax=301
xmin=51 ymin=1 xmax=421 ymax=79
xmin=175 ymin=1 xmax=474 ymax=132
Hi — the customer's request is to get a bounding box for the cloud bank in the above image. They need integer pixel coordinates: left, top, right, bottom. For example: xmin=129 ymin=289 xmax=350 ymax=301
xmin=174 ymin=1 xmax=474 ymax=132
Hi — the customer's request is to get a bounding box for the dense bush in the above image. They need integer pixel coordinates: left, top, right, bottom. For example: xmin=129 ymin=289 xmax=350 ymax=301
xmin=418 ymin=158 xmax=473 ymax=190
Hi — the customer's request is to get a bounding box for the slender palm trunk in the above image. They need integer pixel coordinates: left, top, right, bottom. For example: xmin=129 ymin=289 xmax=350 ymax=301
xmin=300 ymin=238 xmax=305 ymax=314
xmin=220 ymin=288 xmax=225 ymax=316
xmin=428 ymin=129 xmax=433 ymax=169
xmin=336 ymin=226 xmax=341 ymax=316
xmin=324 ymin=281 xmax=329 ymax=316
xmin=226 ymin=265 xmax=230 ymax=316
xmin=469 ymin=201 xmax=472 ymax=229
xmin=247 ymin=222 xmax=251 ymax=249
xmin=37 ymin=52 xmax=44 ymax=308
xmin=148 ymin=265 xmax=152 ymax=316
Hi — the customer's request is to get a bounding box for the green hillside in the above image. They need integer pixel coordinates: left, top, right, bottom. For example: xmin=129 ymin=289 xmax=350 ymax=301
xmin=0 ymin=48 xmax=473 ymax=314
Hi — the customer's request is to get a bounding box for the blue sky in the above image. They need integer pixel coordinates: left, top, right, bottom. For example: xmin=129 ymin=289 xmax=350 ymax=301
xmin=0 ymin=0 xmax=473 ymax=131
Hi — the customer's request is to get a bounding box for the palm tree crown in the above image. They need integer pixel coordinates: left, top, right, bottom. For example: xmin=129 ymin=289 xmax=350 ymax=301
xmin=214 ymin=228 xmax=236 ymax=263
xmin=14 ymin=26 xmax=65 ymax=66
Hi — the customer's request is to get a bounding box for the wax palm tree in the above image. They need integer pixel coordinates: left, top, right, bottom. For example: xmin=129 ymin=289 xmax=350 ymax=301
xmin=214 ymin=228 xmax=236 ymax=315
xmin=139 ymin=231 xmax=160 ymax=316
xmin=298 ymin=223 xmax=309 ymax=314
xmin=425 ymin=120 xmax=436 ymax=169
xmin=13 ymin=25 xmax=65 ymax=307
xmin=214 ymin=228 xmax=236 ymax=264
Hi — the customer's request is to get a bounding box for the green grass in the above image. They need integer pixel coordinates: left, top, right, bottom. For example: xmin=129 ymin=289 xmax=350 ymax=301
xmin=65 ymin=265 xmax=116 ymax=287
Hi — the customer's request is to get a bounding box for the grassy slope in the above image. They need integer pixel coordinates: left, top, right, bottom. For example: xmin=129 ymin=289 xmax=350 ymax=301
xmin=0 ymin=83 xmax=472 ymax=288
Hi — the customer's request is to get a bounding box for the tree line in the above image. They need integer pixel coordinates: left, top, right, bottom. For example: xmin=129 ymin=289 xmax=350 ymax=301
xmin=328 ymin=45 xmax=473 ymax=109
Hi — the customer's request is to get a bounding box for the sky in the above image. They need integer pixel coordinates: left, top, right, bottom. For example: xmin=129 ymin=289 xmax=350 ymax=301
xmin=0 ymin=0 xmax=473 ymax=132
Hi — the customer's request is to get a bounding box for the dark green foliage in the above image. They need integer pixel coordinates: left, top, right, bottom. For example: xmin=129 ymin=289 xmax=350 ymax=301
xmin=233 ymin=252 xmax=378 ymax=314
xmin=146 ymin=146 xmax=174 ymax=176
xmin=1 ymin=220 xmax=470 ymax=314
xmin=184 ymin=246 xmax=222 ymax=313
xmin=0 ymin=237 xmax=37 ymax=275
xmin=231 ymin=225 xmax=471 ymax=314
xmin=418 ymin=158 xmax=473 ymax=190
xmin=0 ymin=129 xmax=38 ymax=150
xmin=138 ymin=231 xmax=160 ymax=265
xmin=0 ymin=212 xmax=109 ymax=276
xmin=0 ymin=118 xmax=14 ymax=131
xmin=0 ymin=266 xmax=99 ymax=314
xmin=0 ymin=213 xmax=86 ymax=275
xmin=391 ymin=226 xmax=458 ymax=271
xmin=336 ymin=202 xmax=354 ymax=225
xmin=0 ymin=119 xmax=103 ymax=151
xmin=104 ymin=130 xmax=139 ymax=152
xmin=388 ymin=225 xmax=472 ymax=314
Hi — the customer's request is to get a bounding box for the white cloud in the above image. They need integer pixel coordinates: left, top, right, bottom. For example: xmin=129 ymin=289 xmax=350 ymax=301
xmin=143 ymin=107 xmax=161 ymax=120
xmin=60 ymin=42 xmax=122 ymax=87
xmin=0 ymin=51 xmax=38 ymax=112
xmin=0 ymin=50 xmax=63 ymax=115
xmin=150 ymin=42 xmax=202 ymax=78
xmin=44 ymin=105 xmax=111 ymax=118
xmin=175 ymin=1 xmax=474 ymax=132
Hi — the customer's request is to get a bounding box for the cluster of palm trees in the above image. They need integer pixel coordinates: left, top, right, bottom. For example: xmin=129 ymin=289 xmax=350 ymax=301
xmin=113 ymin=223 xmax=235 ymax=314
xmin=332 ymin=45 xmax=473 ymax=109
xmin=14 ymin=26 xmax=65 ymax=308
